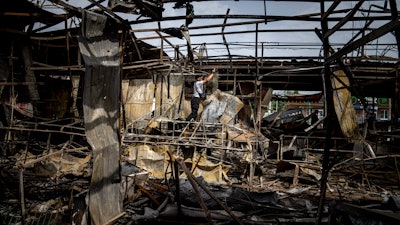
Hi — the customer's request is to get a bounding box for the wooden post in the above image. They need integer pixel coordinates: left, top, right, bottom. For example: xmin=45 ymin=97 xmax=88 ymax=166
xmin=175 ymin=158 xmax=213 ymax=225
xmin=233 ymin=68 xmax=237 ymax=96
xmin=19 ymin=168 xmax=26 ymax=225
xmin=293 ymin=163 xmax=299 ymax=187
xmin=21 ymin=43 xmax=40 ymax=102
xmin=173 ymin=161 xmax=182 ymax=214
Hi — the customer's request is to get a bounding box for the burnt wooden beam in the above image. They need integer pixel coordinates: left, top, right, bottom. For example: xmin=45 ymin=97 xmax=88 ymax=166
xmin=85 ymin=0 xmax=107 ymax=10
xmin=389 ymin=0 xmax=400 ymax=58
xmin=388 ymin=0 xmax=400 ymax=127
xmin=137 ymin=27 xmax=382 ymax=41
xmin=0 ymin=126 xmax=86 ymax=137
xmin=321 ymin=0 xmax=341 ymax=21
xmin=191 ymin=168 xmax=245 ymax=225
xmin=172 ymin=159 xmax=182 ymax=214
xmin=21 ymin=42 xmax=40 ymax=102
xmin=324 ymin=0 xmax=366 ymax=38
xmin=175 ymin=158 xmax=214 ymax=225
xmin=316 ymin=2 xmax=334 ymax=225
xmin=331 ymin=202 xmax=400 ymax=224
xmin=19 ymin=168 xmax=26 ymax=223
xmin=18 ymin=147 xmax=88 ymax=168
xmin=222 ymin=9 xmax=232 ymax=62
xmin=130 ymin=14 xmax=392 ymax=25
xmin=155 ymin=30 xmax=185 ymax=59
xmin=315 ymin=28 xmax=369 ymax=110
xmin=327 ymin=20 xmax=400 ymax=63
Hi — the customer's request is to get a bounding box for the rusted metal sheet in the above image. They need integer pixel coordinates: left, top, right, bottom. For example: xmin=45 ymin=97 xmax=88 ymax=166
xmin=154 ymin=72 xmax=185 ymax=119
xmin=78 ymin=10 xmax=123 ymax=225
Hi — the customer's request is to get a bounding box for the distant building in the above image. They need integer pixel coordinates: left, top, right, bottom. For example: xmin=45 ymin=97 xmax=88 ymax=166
xmin=352 ymin=97 xmax=391 ymax=131
xmin=271 ymin=94 xmax=391 ymax=130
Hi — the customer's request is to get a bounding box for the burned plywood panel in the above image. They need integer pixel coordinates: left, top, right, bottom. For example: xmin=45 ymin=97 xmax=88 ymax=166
xmin=122 ymin=79 xmax=155 ymax=130
xmin=332 ymin=70 xmax=361 ymax=141
xmin=77 ymin=10 xmax=123 ymax=225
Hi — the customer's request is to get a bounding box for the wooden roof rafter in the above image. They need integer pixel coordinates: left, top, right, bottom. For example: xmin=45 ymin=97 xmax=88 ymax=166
xmin=327 ymin=19 xmax=400 ymax=63
xmin=155 ymin=30 xmax=185 ymax=59
xmin=129 ymin=14 xmax=393 ymax=25
xmin=324 ymin=0 xmax=366 ymax=38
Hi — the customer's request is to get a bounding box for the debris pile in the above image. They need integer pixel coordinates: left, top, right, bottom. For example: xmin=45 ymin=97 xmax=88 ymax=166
xmin=2 ymin=103 xmax=400 ymax=224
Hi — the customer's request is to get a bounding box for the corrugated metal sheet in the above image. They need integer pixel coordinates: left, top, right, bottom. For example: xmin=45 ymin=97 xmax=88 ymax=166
xmin=154 ymin=72 xmax=185 ymax=119
xmin=122 ymin=79 xmax=155 ymax=129
xmin=78 ymin=10 xmax=123 ymax=225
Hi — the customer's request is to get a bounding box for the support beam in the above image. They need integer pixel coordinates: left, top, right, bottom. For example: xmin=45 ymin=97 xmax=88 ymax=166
xmin=324 ymin=0 xmax=366 ymax=38
xmin=327 ymin=20 xmax=400 ymax=63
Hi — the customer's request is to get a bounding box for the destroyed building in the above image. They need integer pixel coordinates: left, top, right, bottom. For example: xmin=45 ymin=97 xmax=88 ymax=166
xmin=1 ymin=0 xmax=400 ymax=225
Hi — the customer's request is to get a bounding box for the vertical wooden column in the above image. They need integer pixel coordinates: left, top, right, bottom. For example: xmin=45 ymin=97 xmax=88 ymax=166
xmin=21 ymin=42 xmax=40 ymax=102
xmin=394 ymin=69 xmax=400 ymax=128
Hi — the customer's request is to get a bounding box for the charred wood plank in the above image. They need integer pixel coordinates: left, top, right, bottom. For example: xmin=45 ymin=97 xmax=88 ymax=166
xmin=176 ymin=157 xmax=214 ymax=225
xmin=327 ymin=20 xmax=400 ymax=63
xmin=176 ymin=157 xmax=245 ymax=225
xmin=330 ymin=202 xmax=400 ymax=225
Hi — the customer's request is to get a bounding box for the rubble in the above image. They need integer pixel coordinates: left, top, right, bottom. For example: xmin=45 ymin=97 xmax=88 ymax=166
xmin=1 ymin=74 xmax=400 ymax=225
xmin=1 ymin=93 xmax=400 ymax=224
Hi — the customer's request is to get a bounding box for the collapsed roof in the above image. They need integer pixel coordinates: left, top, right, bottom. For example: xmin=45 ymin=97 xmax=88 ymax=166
xmin=1 ymin=0 xmax=399 ymax=97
